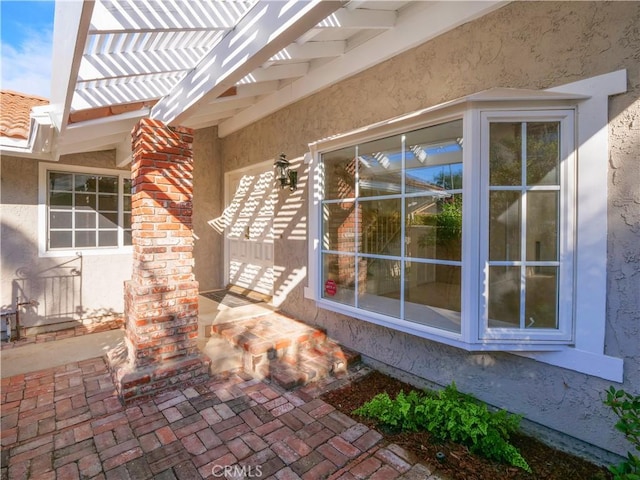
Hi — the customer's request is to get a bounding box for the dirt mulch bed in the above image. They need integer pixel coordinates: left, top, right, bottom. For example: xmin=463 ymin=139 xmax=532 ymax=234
xmin=321 ymin=370 xmax=612 ymax=480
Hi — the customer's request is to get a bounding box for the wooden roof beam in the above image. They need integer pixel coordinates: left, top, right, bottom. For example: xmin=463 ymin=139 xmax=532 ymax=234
xmin=151 ymin=0 xmax=345 ymax=127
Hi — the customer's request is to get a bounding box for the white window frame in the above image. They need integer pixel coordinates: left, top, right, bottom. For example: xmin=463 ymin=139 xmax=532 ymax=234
xmin=306 ymin=70 xmax=627 ymax=382
xmin=38 ymin=162 xmax=133 ymax=257
xmin=477 ymin=110 xmax=575 ymax=344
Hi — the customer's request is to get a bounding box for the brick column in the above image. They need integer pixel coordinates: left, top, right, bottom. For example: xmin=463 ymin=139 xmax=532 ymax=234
xmin=108 ymin=118 xmax=210 ymax=404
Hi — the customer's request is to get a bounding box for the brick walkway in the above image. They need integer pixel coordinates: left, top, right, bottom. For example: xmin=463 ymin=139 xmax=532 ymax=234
xmin=1 ymin=355 xmax=443 ymax=480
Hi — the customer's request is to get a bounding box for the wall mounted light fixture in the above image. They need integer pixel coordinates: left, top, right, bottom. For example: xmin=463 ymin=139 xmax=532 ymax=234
xmin=274 ymin=153 xmax=297 ymax=191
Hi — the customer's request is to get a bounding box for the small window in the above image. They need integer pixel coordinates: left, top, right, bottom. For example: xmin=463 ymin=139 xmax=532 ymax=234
xmin=47 ymin=170 xmax=132 ymax=250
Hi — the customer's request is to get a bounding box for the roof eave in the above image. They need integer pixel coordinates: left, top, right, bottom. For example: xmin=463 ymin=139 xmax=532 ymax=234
xmin=0 ymin=107 xmax=56 ymax=159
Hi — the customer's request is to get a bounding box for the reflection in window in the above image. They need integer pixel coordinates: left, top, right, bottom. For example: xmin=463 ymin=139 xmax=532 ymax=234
xmin=487 ymin=121 xmax=560 ymax=330
xmin=48 ymin=171 xmax=131 ymax=250
xmin=320 ymin=120 xmax=463 ymax=333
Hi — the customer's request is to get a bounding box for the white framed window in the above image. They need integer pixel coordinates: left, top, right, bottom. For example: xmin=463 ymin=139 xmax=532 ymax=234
xmin=39 ymin=163 xmax=132 ymax=255
xmin=479 ymin=110 xmax=575 ymax=344
xmin=307 ymin=70 xmax=627 ymax=381
xmin=316 ymin=111 xmax=573 ymax=346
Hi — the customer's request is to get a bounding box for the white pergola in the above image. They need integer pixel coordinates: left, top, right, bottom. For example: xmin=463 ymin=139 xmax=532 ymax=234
xmin=34 ymin=0 xmax=506 ymax=161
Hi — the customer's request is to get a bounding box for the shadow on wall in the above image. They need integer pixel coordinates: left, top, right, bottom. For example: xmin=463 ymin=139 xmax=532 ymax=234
xmin=205 ymin=156 xmax=309 ymax=305
xmin=1 ymin=222 xmax=84 ymax=333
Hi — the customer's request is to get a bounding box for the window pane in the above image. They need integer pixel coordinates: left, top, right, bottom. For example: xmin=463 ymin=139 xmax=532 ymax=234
xmin=322 ymin=253 xmax=355 ymax=306
xmin=50 ymin=231 xmax=72 ymax=249
xmin=76 ymin=212 xmax=96 ymax=228
xmin=99 ymin=194 xmax=118 ymax=211
xmin=358 ymin=258 xmax=401 ymax=318
xmin=405 ymin=262 xmax=461 ymax=333
xmin=75 ymin=193 xmax=96 ymax=210
xmin=75 ymin=231 xmax=96 ymax=248
xmin=525 ymin=267 xmax=558 ymax=329
xmin=323 ymin=147 xmax=356 ymax=200
xmin=405 ymin=120 xmax=463 ymax=192
xmin=526 ymin=191 xmax=558 ymax=261
xmin=322 ymin=201 xmax=357 ymax=252
xmin=124 ymin=230 xmax=132 ymax=246
xmin=489 ymin=191 xmax=521 ymax=261
xmin=122 ymin=213 xmax=131 ymax=228
xmin=406 ymin=195 xmax=462 ymax=261
xmin=50 ymin=212 xmax=72 ymax=228
xmin=123 ymin=178 xmax=132 ymax=193
xmin=99 ymin=212 xmax=118 ymax=229
xmin=98 ymin=176 xmax=118 ymax=193
xmin=406 ymin=164 xmax=463 ymax=192
xmin=527 ymin=122 xmax=560 ymax=186
xmin=99 ymin=231 xmax=117 ymax=247
xmin=490 ymin=123 xmax=521 ymax=186
xmin=123 ymin=195 xmax=132 ymax=211
xmin=360 ymin=199 xmax=402 ymax=256
xmin=49 ymin=172 xmax=72 ymax=191
xmin=50 ymin=192 xmax=72 ymax=208
xmin=488 ymin=266 xmax=521 ymax=328
xmin=358 ymin=135 xmax=402 ymax=197
xmin=74 ymin=175 xmax=97 ymax=192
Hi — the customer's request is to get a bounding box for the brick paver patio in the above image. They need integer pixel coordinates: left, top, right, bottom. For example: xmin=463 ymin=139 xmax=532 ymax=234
xmin=1 ymin=352 xmax=442 ymax=479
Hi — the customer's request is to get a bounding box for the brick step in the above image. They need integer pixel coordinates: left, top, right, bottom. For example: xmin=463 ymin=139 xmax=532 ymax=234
xmin=264 ymin=341 xmax=362 ymax=389
xmin=210 ymin=312 xmax=361 ymax=389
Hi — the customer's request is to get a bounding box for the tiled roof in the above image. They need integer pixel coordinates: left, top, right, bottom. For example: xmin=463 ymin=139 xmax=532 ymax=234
xmin=0 ymin=90 xmax=49 ymax=140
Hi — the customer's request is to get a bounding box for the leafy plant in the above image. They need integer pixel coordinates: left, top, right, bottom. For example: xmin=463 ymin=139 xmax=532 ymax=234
xmin=604 ymin=387 xmax=640 ymax=480
xmin=353 ymin=383 xmax=531 ymax=472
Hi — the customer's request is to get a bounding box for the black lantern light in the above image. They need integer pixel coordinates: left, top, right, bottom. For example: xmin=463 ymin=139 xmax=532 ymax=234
xmin=274 ymin=153 xmax=297 ymax=191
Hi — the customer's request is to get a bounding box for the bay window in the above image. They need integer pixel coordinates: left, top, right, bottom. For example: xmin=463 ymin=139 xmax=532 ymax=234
xmin=307 ymin=72 xmax=627 ymax=381
xmin=313 ymin=99 xmax=576 ymax=348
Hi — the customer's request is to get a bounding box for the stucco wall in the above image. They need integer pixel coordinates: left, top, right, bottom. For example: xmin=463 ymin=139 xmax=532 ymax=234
xmin=219 ymin=1 xmax=640 ymax=458
xmin=0 ymin=152 xmax=132 ymax=331
xmin=192 ymin=126 xmax=225 ymax=291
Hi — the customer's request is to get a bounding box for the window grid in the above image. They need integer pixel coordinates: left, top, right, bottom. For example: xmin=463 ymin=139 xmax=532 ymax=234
xmin=48 ymin=171 xmax=131 ymax=250
xmin=480 ymin=111 xmax=573 ymax=343
xmin=317 ymin=110 xmax=573 ymax=345
xmin=320 ymin=120 xmax=464 ymax=333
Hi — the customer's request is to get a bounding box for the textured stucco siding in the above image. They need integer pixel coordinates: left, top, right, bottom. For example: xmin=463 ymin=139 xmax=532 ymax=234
xmin=219 ymin=1 xmax=640 ymax=458
xmin=0 ymin=152 xmax=132 ymax=329
xmin=192 ymin=126 xmax=225 ymax=291
xmin=1 ymin=127 xmax=223 ymax=326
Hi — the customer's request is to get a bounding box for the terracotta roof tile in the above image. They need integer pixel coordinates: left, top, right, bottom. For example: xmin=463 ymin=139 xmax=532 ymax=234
xmin=0 ymin=90 xmax=49 ymax=140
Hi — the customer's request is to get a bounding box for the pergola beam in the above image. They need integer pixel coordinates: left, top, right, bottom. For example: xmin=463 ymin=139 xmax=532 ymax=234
xmin=151 ymin=0 xmax=345 ymax=126
xmin=89 ymin=0 xmax=249 ymax=33
xmin=49 ymin=0 xmax=95 ymax=134
xmin=218 ymin=1 xmax=504 ymax=137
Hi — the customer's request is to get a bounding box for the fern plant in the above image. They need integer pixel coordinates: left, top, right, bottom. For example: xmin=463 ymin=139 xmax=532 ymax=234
xmin=353 ymin=383 xmax=531 ymax=472
xmin=604 ymin=387 xmax=640 ymax=480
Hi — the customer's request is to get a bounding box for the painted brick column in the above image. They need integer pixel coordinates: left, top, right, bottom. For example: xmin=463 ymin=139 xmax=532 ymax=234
xmin=108 ymin=118 xmax=210 ymax=404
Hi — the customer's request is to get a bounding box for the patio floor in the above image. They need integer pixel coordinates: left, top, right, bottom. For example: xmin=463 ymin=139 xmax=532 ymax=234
xmin=0 ymin=351 xmax=443 ymax=479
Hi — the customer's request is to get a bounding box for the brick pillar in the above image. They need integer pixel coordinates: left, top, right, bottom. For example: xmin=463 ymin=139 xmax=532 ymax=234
xmin=108 ymin=118 xmax=210 ymax=404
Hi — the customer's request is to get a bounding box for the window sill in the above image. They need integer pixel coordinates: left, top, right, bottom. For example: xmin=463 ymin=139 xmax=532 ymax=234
xmin=310 ymin=293 xmax=624 ymax=383
xmin=40 ymin=246 xmax=133 ymax=258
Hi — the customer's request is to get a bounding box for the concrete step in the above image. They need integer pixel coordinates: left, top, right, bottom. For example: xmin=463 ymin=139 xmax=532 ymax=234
xmin=210 ymin=312 xmax=361 ymax=390
xmin=197 ymin=293 xmax=277 ymax=338
xmin=197 ymin=336 xmax=244 ymax=375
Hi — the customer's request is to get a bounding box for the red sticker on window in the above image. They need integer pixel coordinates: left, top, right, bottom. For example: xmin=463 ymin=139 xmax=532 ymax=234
xmin=325 ymin=279 xmax=337 ymax=296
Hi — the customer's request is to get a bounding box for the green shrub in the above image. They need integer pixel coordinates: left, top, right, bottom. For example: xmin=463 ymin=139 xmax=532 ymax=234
xmin=353 ymin=383 xmax=531 ymax=472
xmin=604 ymin=387 xmax=640 ymax=480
